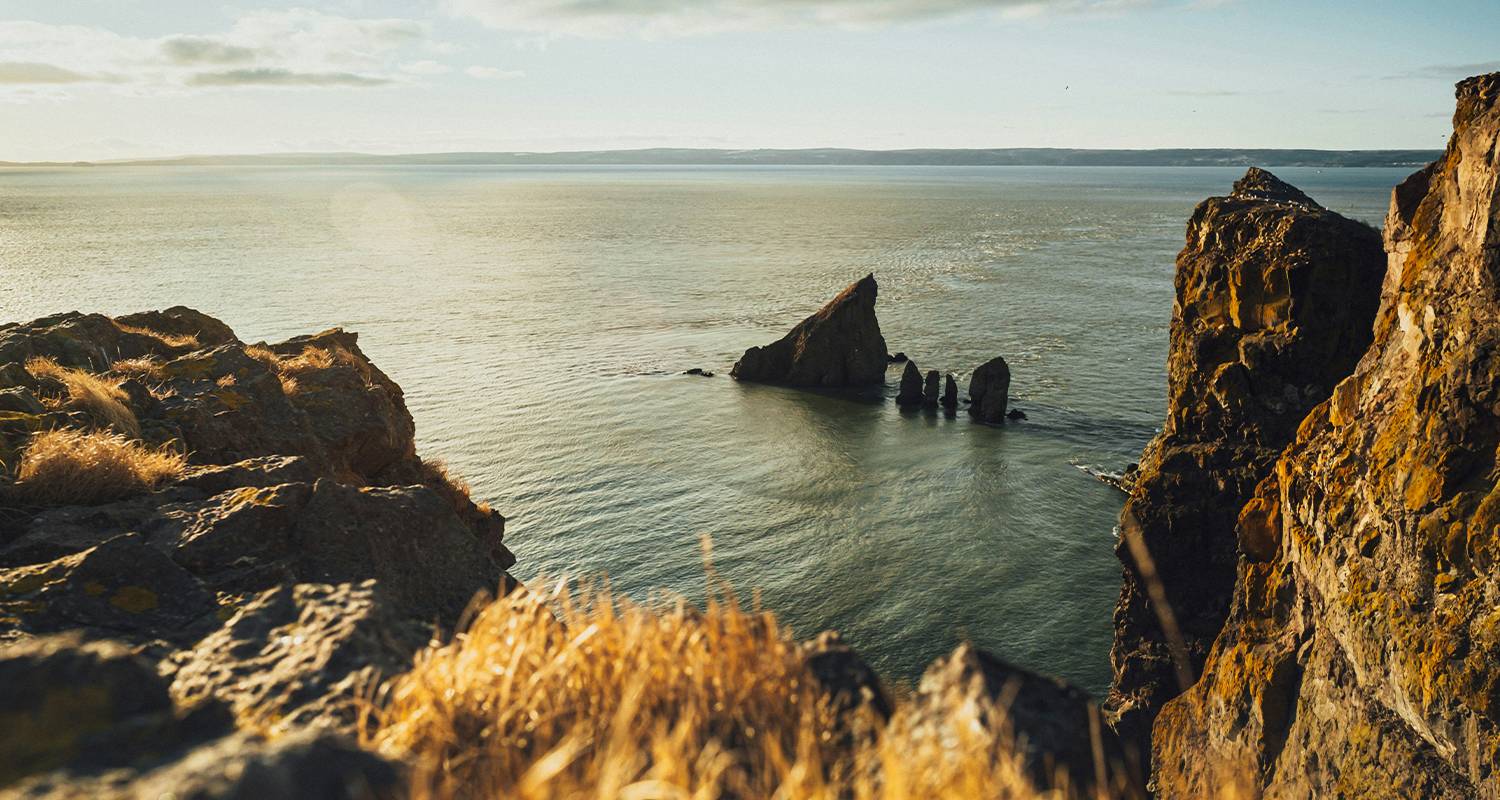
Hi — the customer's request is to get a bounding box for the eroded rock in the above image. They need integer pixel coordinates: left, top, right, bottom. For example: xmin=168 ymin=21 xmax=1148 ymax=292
xmin=731 ymin=274 xmax=888 ymax=387
xmin=1152 ymin=72 xmax=1500 ymax=798
xmin=969 ymin=357 xmax=1011 ymax=423
xmin=896 ymin=360 xmax=923 ymax=406
xmin=1104 ymin=164 xmax=1386 ymax=752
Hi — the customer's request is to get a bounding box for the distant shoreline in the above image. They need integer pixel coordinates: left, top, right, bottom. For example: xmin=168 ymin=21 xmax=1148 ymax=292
xmin=0 ymin=147 xmax=1442 ymax=170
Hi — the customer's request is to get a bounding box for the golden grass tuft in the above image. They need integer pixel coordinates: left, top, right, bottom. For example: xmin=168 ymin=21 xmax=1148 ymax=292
xmin=419 ymin=458 xmax=494 ymax=516
xmin=25 ymin=357 xmax=140 ymax=437
xmin=109 ymin=356 xmax=168 ymax=383
xmin=114 ymin=321 xmax=201 ymax=349
xmin=244 ymin=344 xmax=355 ymax=396
xmin=10 ymin=428 xmax=186 ymax=506
xmin=365 ymin=573 xmax=1051 ymax=800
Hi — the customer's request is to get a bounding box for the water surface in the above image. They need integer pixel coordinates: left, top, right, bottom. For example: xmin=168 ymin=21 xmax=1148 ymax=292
xmin=0 ymin=164 xmax=1405 ymax=692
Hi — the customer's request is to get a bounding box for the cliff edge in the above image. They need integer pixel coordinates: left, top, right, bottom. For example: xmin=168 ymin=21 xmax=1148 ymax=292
xmin=1106 ymin=166 xmax=1387 ymax=747
xmin=1153 ymin=73 xmax=1500 ymax=797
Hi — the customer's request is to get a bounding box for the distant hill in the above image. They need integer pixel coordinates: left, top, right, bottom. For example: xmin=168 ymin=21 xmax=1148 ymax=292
xmin=2 ymin=148 xmax=1442 ymax=169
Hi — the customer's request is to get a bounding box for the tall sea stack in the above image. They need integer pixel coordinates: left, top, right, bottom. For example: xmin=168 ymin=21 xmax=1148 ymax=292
xmin=1106 ymin=167 xmax=1386 ymax=748
xmin=731 ymin=274 xmax=888 ymax=387
xmin=1154 ymin=72 xmax=1500 ymax=797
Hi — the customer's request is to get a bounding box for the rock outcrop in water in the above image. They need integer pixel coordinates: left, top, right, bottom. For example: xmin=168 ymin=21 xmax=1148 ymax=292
xmin=896 ymin=360 xmax=923 ymax=406
xmin=969 ymin=356 xmax=1012 ymax=423
xmin=729 ymin=273 xmax=882 ymax=387
xmin=0 ymin=309 xmax=513 ymax=796
xmin=922 ymin=370 xmax=940 ymax=408
xmin=942 ymin=374 xmax=958 ymax=409
xmin=1152 ymin=72 xmax=1500 ymax=797
xmin=731 ymin=274 xmax=888 ymax=387
xmin=1104 ymin=167 xmax=1387 ymax=747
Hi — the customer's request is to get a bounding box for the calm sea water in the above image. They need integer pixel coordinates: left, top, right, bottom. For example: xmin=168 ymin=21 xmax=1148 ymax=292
xmin=0 ymin=165 xmax=1405 ymax=692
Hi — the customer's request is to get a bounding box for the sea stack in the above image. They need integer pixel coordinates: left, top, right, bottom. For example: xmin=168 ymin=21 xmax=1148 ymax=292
xmin=941 ymin=374 xmax=958 ymax=409
xmin=895 ymin=361 xmax=923 ymax=406
xmin=731 ymin=274 xmax=888 ymax=387
xmin=1105 ymin=165 xmax=1386 ymax=751
xmin=922 ymin=370 xmax=940 ymax=408
xmin=968 ymin=357 xmax=1011 ymax=423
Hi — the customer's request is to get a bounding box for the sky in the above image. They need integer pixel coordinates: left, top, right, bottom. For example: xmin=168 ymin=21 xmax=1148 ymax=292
xmin=0 ymin=0 xmax=1496 ymax=161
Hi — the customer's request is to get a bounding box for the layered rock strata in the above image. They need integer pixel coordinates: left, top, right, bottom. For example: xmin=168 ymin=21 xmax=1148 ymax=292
xmin=1106 ymin=168 xmax=1387 ymax=747
xmin=1153 ymin=72 xmax=1500 ymax=798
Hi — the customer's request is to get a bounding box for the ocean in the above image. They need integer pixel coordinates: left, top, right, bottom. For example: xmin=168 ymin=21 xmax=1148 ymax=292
xmin=0 ymin=164 xmax=1405 ymax=693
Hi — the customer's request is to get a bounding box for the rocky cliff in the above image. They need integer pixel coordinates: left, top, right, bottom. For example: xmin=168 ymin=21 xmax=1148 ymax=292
xmin=732 ymin=273 xmax=888 ymax=387
xmin=0 ymin=309 xmax=513 ymax=796
xmin=1152 ymin=73 xmax=1500 ymax=796
xmin=1106 ymin=167 xmax=1387 ymax=747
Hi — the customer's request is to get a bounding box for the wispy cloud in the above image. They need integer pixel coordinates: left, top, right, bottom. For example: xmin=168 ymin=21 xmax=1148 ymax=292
xmin=187 ymin=68 xmax=392 ymax=88
xmin=0 ymin=61 xmax=109 ymax=84
xmin=444 ymin=0 xmax=1183 ymax=37
xmin=0 ymin=11 xmax=444 ymax=94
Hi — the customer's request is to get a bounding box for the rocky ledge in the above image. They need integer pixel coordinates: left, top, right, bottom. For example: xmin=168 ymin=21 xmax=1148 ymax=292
xmin=0 ymin=309 xmax=513 ymax=796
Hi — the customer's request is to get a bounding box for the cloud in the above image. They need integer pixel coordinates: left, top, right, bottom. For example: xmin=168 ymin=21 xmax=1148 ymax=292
xmin=187 ymin=68 xmax=392 ymax=88
xmin=159 ymin=36 xmax=260 ymax=66
xmin=0 ymin=11 xmax=439 ymax=95
xmin=443 ymin=0 xmax=1173 ymax=37
xmin=466 ymin=65 xmax=525 ymax=80
xmin=0 ymin=61 xmax=104 ymax=84
xmin=1389 ymin=61 xmax=1500 ymax=81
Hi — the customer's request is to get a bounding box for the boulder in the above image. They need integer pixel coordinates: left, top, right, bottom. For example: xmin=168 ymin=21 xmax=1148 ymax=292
xmin=1104 ymin=164 xmax=1386 ymax=751
xmin=731 ymin=274 xmax=888 ymax=387
xmin=908 ymin=644 xmax=1144 ymax=798
xmin=968 ymin=357 xmax=1011 ymax=423
xmin=941 ymin=374 xmax=958 ymax=409
xmin=170 ymin=581 xmax=430 ymax=734
xmin=888 ymin=352 xmax=908 ymax=363
xmin=922 ymin=370 xmax=940 ymax=408
xmin=800 ymin=630 xmax=891 ymax=721
xmin=895 ymin=361 xmax=923 ymax=406
xmin=1153 ymin=72 xmax=1500 ymax=798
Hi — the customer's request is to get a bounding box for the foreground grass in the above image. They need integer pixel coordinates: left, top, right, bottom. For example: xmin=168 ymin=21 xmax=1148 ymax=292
xmin=365 ymin=573 xmax=1055 ymax=800
xmin=9 ymin=428 xmax=186 ymax=506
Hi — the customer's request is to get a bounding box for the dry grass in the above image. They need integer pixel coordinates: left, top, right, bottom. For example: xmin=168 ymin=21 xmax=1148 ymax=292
xmin=245 ymin=344 xmax=354 ymax=396
xmin=114 ymin=320 xmax=200 ymax=349
xmin=365 ymin=572 xmax=1054 ymax=800
xmin=420 ymin=459 xmax=494 ymax=516
xmin=25 ymin=357 xmax=140 ymax=437
xmin=9 ymin=428 xmax=186 ymax=506
xmin=109 ymin=356 xmax=168 ymax=383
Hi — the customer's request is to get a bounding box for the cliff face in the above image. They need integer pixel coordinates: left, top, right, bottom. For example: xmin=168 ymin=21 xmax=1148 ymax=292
xmin=0 ymin=309 xmax=514 ymax=795
xmin=1107 ymin=169 xmax=1387 ymax=741
xmin=732 ymin=273 xmax=888 ymax=387
xmin=1153 ymin=73 xmax=1500 ymax=797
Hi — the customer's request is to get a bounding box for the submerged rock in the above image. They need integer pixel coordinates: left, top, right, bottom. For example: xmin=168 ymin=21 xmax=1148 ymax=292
xmin=682 ymin=368 xmax=715 ymax=377
xmin=1104 ymin=163 xmax=1386 ymax=750
xmin=887 ymin=352 xmax=908 ymax=363
xmin=922 ymin=370 xmax=940 ymax=408
xmin=968 ymin=356 xmax=1011 ymax=423
xmin=941 ymin=374 xmax=958 ymax=409
xmin=1006 ymin=408 xmax=1026 ymax=421
xmin=895 ymin=360 xmax=923 ymax=406
xmin=731 ymin=274 xmax=888 ymax=387
xmin=1153 ymin=72 xmax=1500 ymax=798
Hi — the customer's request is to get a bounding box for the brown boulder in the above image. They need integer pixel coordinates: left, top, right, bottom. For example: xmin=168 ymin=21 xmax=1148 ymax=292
xmin=968 ymin=356 xmax=1011 ymax=423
